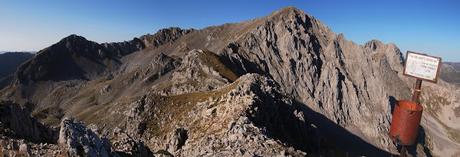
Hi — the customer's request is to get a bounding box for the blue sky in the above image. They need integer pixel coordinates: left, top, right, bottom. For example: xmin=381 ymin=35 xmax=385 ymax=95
xmin=0 ymin=0 xmax=459 ymax=61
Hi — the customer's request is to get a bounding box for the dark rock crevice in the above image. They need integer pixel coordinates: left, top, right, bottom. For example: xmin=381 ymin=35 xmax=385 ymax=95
xmin=0 ymin=101 xmax=57 ymax=144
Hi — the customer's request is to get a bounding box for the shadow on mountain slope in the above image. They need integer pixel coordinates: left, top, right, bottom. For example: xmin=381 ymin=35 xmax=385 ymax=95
xmin=248 ymin=87 xmax=394 ymax=156
xmin=0 ymin=101 xmax=58 ymax=144
xmin=406 ymin=126 xmax=433 ymax=157
xmin=296 ymin=101 xmax=394 ymax=157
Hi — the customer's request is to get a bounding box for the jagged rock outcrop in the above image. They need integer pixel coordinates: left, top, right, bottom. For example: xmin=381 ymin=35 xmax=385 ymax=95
xmin=0 ymin=136 xmax=64 ymax=157
xmin=102 ymin=27 xmax=193 ymax=57
xmin=110 ymin=128 xmax=153 ymax=157
xmin=152 ymin=49 xmax=237 ymax=95
xmin=102 ymin=38 xmax=145 ymax=57
xmin=58 ymin=117 xmax=114 ymax=157
xmin=139 ymin=27 xmax=194 ymax=48
xmin=0 ymin=102 xmax=120 ymax=156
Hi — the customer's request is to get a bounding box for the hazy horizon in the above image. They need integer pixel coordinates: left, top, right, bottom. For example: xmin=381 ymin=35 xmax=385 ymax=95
xmin=1 ymin=0 xmax=459 ymax=61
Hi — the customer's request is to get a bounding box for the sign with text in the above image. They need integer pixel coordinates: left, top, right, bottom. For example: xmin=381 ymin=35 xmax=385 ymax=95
xmin=403 ymin=51 xmax=442 ymax=83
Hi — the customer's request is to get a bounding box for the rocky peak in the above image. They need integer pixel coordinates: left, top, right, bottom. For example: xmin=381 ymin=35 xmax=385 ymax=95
xmin=61 ymin=34 xmax=88 ymax=44
xmin=49 ymin=34 xmax=111 ymax=59
xmin=218 ymin=7 xmax=412 ymax=153
xmin=58 ymin=117 xmax=114 ymax=157
xmin=14 ymin=34 xmax=114 ymax=84
xmin=364 ymin=39 xmax=404 ymax=72
xmin=140 ymin=27 xmax=194 ymax=48
xmin=268 ymin=6 xmax=306 ymax=20
xmin=364 ymin=39 xmax=385 ymax=51
xmin=265 ymin=6 xmax=333 ymax=38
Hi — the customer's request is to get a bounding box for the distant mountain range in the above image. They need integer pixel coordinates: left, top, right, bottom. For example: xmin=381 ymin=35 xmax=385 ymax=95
xmin=0 ymin=51 xmax=35 ymax=54
xmin=441 ymin=62 xmax=460 ymax=85
xmin=0 ymin=52 xmax=34 ymax=88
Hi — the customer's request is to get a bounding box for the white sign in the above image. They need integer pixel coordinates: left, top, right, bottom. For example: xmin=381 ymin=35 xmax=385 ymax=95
xmin=403 ymin=51 xmax=442 ymax=82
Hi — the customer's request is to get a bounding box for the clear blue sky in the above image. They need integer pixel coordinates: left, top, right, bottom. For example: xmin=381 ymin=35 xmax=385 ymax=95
xmin=1 ymin=0 xmax=459 ymax=61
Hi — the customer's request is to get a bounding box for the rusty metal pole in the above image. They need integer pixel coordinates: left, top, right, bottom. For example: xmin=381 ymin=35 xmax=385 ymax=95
xmin=399 ymin=79 xmax=423 ymax=157
xmin=412 ymin=79 xmax=423 ymax=104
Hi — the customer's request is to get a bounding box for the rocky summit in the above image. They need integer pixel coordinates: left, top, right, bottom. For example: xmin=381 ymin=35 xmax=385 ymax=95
xmin=1 ymin=7 xmax=459 ymax=157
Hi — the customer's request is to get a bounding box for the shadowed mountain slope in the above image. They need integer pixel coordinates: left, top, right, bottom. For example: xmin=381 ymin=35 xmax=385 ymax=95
xmin=0 ymin=52 xmax=34 ymax=89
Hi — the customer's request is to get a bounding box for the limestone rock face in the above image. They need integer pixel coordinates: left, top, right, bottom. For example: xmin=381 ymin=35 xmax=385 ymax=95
xmin=58 ymin=117 xmax=114 ymax=157
xmin=110 ymin=128 xmax=153 ymax=157
xmin=152 ymin=49 xmax=234 ymax=96
xmin=219 ymin=7 xmax=409 ymax=153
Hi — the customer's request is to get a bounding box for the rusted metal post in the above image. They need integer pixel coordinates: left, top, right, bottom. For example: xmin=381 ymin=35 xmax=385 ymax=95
xmin=399 ymin=79 xmax=422 ymax=157
xmin=395 ymin=51 xmax=440 ymax=157
xmin=412 ymin=79 xmax=423 ymax=104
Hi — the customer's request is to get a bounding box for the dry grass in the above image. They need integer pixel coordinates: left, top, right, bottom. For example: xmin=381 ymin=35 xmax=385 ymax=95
xmin=410 ymin=90 xmax=460 ymax=146
xmin=447 ymin=127 xmax=460 ymax=143
xmin=421 ymin=92 xmax=450 ymax=117
xmin=154 ymin=79 xmax=200 ymax=93
xmin=31 ymin=107 xmax=63 ymax=126
xmin=73 ymin=95 xmax=135 ymax=129
xmin=75 ymin=104 xmax=105 ymax=123
xmin=147 ymin=81 xmax=238 ymax=137
xmin=199 ymin=50 xmax=239 ymax=82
